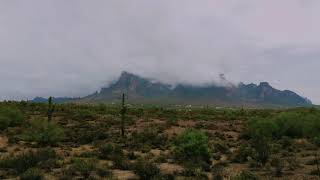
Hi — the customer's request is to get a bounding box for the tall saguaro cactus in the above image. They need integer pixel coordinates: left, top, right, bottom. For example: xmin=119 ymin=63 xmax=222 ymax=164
xmin=47 ymin=97 xmax=55 ymax=122
xmin=316 ymin=153 xmax=320 ymax=178
xmin=120 ymin=93 xmax=127 ymax=137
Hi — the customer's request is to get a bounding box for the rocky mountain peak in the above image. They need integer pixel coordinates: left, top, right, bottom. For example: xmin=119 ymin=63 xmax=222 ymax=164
xmin=81 ymin=72 xmax=313 ymax=107
xmin=259 ymin=82 xmax=271 ymax=87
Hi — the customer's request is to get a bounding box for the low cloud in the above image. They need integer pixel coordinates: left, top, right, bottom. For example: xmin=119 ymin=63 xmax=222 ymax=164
xmin=0 ymin=0 xmax=319 ymax=103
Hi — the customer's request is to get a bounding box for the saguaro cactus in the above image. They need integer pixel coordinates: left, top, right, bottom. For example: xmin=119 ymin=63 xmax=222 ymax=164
xmin=47 ymin=97 xmax=55 ymax=122
xmin=120 ymin=93 xmax=127 ymax=137
xmin=316 ymin=153 xmax=320 ymax=178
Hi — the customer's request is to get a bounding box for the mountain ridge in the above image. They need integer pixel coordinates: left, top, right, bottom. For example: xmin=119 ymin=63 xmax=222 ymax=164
xmin=77 ymin=71 xmax=312 ymax=107
xmin=31 ymin=97 xmax=80 ymax=104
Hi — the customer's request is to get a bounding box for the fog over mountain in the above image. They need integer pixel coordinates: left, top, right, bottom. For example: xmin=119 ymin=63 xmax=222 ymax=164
xmin=72 ymin=71 xmax=312 ymax=107
xmin=0 ymin=0 xmax=320 ymax=104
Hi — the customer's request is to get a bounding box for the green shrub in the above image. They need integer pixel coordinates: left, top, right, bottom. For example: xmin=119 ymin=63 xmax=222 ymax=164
xmin=20 ymin=168 xmax=44 ymax=180
xmin=96 ymin=167 xmax=113 ymax=178
xmin=246 ymin=110 xmax=320 ymax=165
xmin=132 ymin=158 xmax=160 ymax=180
xmin=112 ymin=153 xmax=130 ymax=170
xmin=173 ymin=129 xmax=211 ymax=165
xmin=0 ymin=115 xmax=10 ymax=131
xmin=232 ymin=144 xmax=254 ymax=163
xmin=129 ymin=108 xmax=144 ymax=118
xmin=132 ymin=127 xmax=168 ymax=149
xmin=79 ymin=151 xmax=98 ymax=158
xmin=74 ymin=128 xmax=107 ymax=144
xmin=22 ymin=118 xmax=64 ymax=145
xmin=0 ymin=106 xmax=24 ymax=130
xmin=182 ymin=167 xmax=209 ymax=179
xmin=72 ymin=109 xmax=96 ymax=121
xmin=224 ymin=110 xmax=238 ymax=120
xmin=247 ymin=111 xmax=320 ymax=140
xmin=99 ymin=143 xmax=123 ymax=159
xmin=158 ymin=109 xmax=178 ymax=120
xmin=38 ymin=158 xmax=59 ymax=170
xmin=166 ymin=117 xmax=178 ymax=126
xmin=0 ymin=148 xmax=56 ymax=174
xmin=70 ymin=158 xmax=97 ymax=178
xmin=252 ymin=136 xmax=270 ymax=166
xmin=313 ymin=136 xmax=320 ymax=147
xmin=98 ymin=143 xmax=129 ymax=169
xmin=247 ymin=118 xmax=279 ymax=139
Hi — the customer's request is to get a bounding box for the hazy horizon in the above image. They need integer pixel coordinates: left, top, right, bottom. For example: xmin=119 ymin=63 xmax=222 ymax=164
xmin=1 ymin=0 xmax=320 ymax=104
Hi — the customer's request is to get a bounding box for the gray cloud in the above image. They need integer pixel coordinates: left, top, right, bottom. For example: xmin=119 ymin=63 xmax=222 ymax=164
xmin=0 ymin=0 xmax=319 ymax=103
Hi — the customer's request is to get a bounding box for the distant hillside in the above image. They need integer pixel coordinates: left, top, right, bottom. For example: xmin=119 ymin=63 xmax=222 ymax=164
xmin=79 ymin=71 xmax=312 ymax=107
xmin=31 ymin=97 xmax=79 ymax=104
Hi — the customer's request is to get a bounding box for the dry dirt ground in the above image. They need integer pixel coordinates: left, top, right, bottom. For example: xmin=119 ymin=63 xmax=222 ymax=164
xmin=1 ymin=114 xmax=319 ymax=180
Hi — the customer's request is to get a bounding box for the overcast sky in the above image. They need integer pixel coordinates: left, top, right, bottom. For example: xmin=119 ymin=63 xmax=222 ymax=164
xmin=0 ymin=0 xmax=319 ymax=104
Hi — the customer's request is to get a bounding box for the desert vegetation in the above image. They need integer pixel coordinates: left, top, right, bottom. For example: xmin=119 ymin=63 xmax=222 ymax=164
xmin=0 ymin=100 xmax=319 ymax=179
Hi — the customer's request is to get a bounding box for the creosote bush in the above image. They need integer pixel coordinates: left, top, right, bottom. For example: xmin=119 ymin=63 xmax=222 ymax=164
xmin=251 ymin=135 xmax=270 ymax=166
xmin=71 ymin=109 xmax=96 ymax=121
xmin=96 ymin=167 xmax=113 ymax=178
xmin=22 ymin=118 xmax=64 ymax=145
xmin=247 ymin=111 xmax=320 ymax=140
xmin=132 ymin=158 xmax=160 ymax=180
xmin=70 ymin=158 xmax=97 ymax=178
xmin=98 ymin=143 xmax=123 ymax=159
xmin=20 ymin=168 xmax=44 ymax=180
xmin=0 ymin=106 xmax=24 ymax=130
xmin=0 ymin=148 xmax=56 ymax=174
xmin=245 ymin=110 xmax=320 ymax=166
xmin=131 ymin=127 xmax=168 ymax=149
xmin=98 ymin=143 xmax=129 ymax=169
xmin=173 ymin=129 xmax=211 ymax=166
xmin=232 ymin=143 xmax=254 ymax=163
xmin=69 ymin=127 xmax=107 ymax=144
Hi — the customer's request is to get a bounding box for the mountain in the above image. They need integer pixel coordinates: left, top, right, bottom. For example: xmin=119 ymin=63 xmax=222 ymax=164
xmin=31 ymin=97 xmax=79 ymax=104
xmin=79 ymin=71 xmax=312 ymax=107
